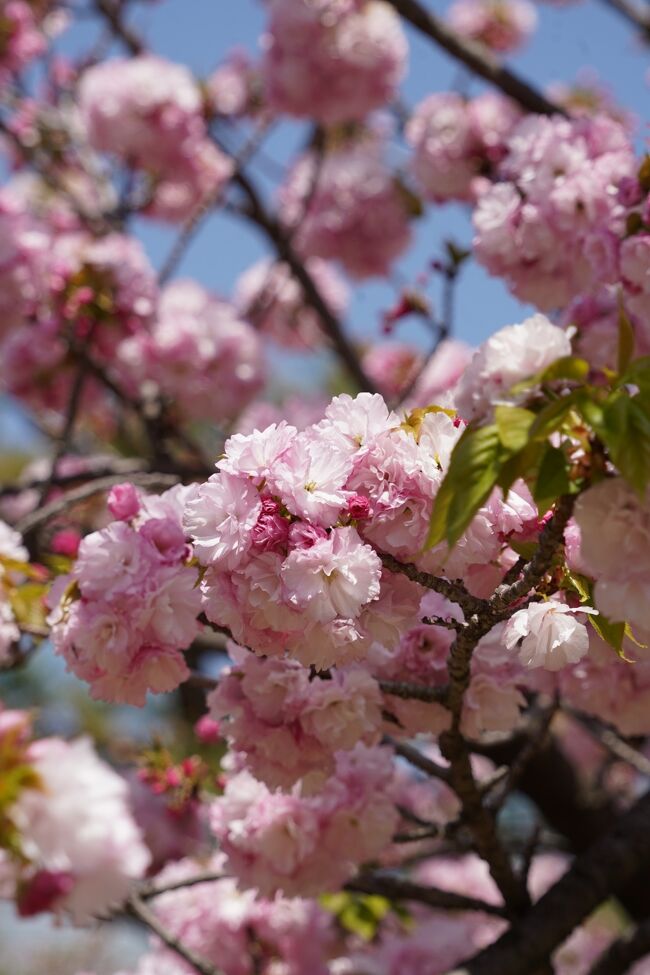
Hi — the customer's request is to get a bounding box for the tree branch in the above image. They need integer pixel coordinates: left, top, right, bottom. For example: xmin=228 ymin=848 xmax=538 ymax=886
xmin=599 ymin=0 xmax=650 ymax=40
xmin=347 ymin=874 xmax=508 ymax=918
xmin=444 ymin=790 xmax=650 ymax=975
xmin=588 ymin=919 xmax=650 ymax=975
xmin=385 ymin=0 xmax=564 ymax=116
xmin=228 ymin=165 xmax=378 ymax=394
xmin=127 ymin=894 xmax=221 ymax=975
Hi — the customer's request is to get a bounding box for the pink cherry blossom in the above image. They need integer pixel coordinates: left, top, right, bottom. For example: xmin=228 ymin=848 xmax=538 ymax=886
xmin=261 ymin=0 xmax=407 ymax=124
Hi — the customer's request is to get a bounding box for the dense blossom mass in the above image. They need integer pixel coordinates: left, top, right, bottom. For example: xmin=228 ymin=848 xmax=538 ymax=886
xmin=1 ymin=2 xmax=650 ymax=975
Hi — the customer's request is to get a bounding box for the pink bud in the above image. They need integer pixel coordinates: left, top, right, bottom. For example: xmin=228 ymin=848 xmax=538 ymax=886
xmin=50 ymin=529 xmax=81 ymax=558
xmin=347 ymin=494 xmax=370 ymax=520
xmin=107 ymin=483 xmax=140 ymax=521
xmin=165 ymin=767 xmax=183 ymax=788
xmin=194 ymin=715 xmax=221 ymax=744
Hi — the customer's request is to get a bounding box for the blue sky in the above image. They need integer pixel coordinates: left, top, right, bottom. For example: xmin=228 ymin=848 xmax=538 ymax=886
xmin=1 ymin=0 xmax=648 ymax=445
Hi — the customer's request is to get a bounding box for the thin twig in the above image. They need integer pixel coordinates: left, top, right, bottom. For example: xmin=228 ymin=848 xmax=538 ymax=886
xmin=380 ymin=680 xmax=450 ymax=706
xmin=386 ymin=735 xmax=452 ymax=781
xmin=127 ymin=894 xmax=221 ymax=975
xmin=347 ymin=874 xmax=508 ymax=918
xmin=16 ymin=472 xmax=179 ymax=535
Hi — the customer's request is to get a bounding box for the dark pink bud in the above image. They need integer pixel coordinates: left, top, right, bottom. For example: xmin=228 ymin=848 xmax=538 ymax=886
xmin=50 ymin=529 xmax=81 ymax=558
xmin=17 ymin=870 xmax=75 ymax=917
xmin=107 ymin=482 xmax=140 ymax=521
xmin=194 ymin=715 xmax=221 ymax=744
xmin=618 ymin=177 xmax=643 ymax=208
xmin=347 ymin=494 xmax=370 ymax=520
xmin=260 ymin=495 xmax=281 ymax=515
xmin=165 ymin=767 xmax=183 ymax=789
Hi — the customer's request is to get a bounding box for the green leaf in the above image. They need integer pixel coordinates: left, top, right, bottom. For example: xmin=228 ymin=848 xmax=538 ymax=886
xmin=320 ymin=893 xmax=392 ymax=941
xmin=600 ymin=393 xmax=650 ymax=494
xmin=589 ymin=613 xmax=628 ymax=660
xmin=540 ymin=356 xmax=590 ymax=384
xmin=8 ymin=583 xmax=48 ymax=631
xmin=495 ymin=405 xmax=535 ymax=452
xmin=497 ymin=440 xmax=544 ymax=497
xmin=617 ymin=303 xmax=636 ymax=375
xmin=510 ymin=357 xmax=589 ymax=396
xmin=619 ymin=356 xmax=650 ymax=392
xmin=427 ymin=424 xmax=503 ymax=549
xmin=528 ymin=390 xmax=584 ymax=441
xmin=533 ymin=444 xmax=572 ymax=514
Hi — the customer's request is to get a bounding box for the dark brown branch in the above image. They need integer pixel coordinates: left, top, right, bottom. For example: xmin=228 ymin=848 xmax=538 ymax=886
xmin=444 ymin=789 xmax=650 ymax=975
xmin=491 ymin=496 xmax=575 ymax=610
xmin=380 ymin=680 xmax=450 ymax=705
xmin=139 ymin=871 xmax=224 ymax=901
xmin=94 ymin=0 xmax=144 ymax=54
xmin=347 ymin=874 xmax=508 ymax=918
xmin=385 ymin=735 xmax=451 ymax=781
xmin=377 ymin=549 xmax=486 ymax=616
xmin=588 ymin=919 xmax=650 ymax=975
xmin=159 ymin=122 xmax=274 ymax=285
xmin=127 ymin=894 xmax=221 ymax=975
xmin=385 ymin=0 xmax=563 ymax=116
xmin=228 ymin=166 xmax=378 ymax=394
xmin=599 ymin=0 xmax=650 ymax=39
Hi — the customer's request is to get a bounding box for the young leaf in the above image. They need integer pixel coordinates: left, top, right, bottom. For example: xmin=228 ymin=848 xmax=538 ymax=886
xmin=528 ymin=390 xmax=583 ymax=441
xmin=533 ymin=444 xmax=572 ymax=514
xmin=427 ymin=424 xmax=503 ymax=549
xmin=600 ymin=393 xmax=650 ymax=495
xmin=495 ymin=405 xmax=535 ymax=452
xmin=617 ymin=303 xmax=636 ymax=375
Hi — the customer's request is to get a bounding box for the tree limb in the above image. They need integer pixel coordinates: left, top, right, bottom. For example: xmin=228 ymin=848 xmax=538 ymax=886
xmin=444 ymin=790 xmax=650 ymax=975
xmin=385 ymin=0 xmax=563 ymax=116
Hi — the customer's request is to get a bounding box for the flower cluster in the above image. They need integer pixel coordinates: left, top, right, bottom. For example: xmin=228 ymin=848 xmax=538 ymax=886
xmin=473 ymin=115 xmax=636 ymax=309
xmin=447 ymin=0 xmax=538 ymax=52
xmin=208 ymin=654 xmax=382 ymax=790
xmin=574 ymin=477 xmax=650 ymax=640
xmin=210 ymin=744 xmax=398 ymax=896
xmin=279 ymin=138 xmax=413 ymax=279
xmin=48 ymin=483 xmax=202 ymax=705
xmin=0 ymin=2 xmax=50 ymax=82
xmin=78 ymin=55 xmax=233 ymax=222
xmin=261 ymin=0 xmax=407 ymax=124
xmin=406 ymin=92 xmax=522 ymax=203
xmin=120 ymin=856 xmax=333 ymax=975
xmin=1 ymin=227 xmax=158 ymax=418
xmin=119 ymin=279 xmax=265 ymax=422
xmin=0 ymin=711 xmax=149 ymax=921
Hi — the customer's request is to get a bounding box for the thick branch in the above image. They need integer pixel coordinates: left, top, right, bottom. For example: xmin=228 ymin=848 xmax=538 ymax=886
xmin=588 ymin=919 xmax=650 ymax=975
xmin=444 ymin=790 xmax=650 ymax=975
xmin=385 ymin=0 xmax=563 ymax=116
xmin=599 ymin=0 xmax=650 ymax=39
